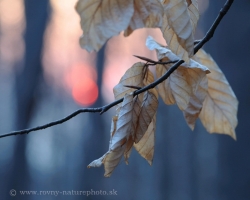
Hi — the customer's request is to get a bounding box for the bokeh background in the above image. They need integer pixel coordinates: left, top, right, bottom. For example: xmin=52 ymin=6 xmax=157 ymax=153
xmin=0 ymin=0 xmax=250 ymax=199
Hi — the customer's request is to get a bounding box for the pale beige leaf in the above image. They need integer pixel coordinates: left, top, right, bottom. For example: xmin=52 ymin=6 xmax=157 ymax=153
xmin=113 ymin=62 xmax=146 ymax=100
xmin=156 ymin=61 xmax=209 ymax=110
xmin=134 ymin=91 xmax=158 ymax=143
xmin=195 ymin=49 xmax=238 ymax=139
xmin=162 ymin=0 xmax=194 ymax=57
xmin=146 ymin=36 xmax=208 ymax=72
xmin=121 ymin=69 xmax=158 ymax=162
xmin=134 ymin=115 xmax=156 ymax=165
xmin=156 ymin=63 xmax=191 ymax=110
xmin=88 ymin=94 xmax=134 ymax=177
xmin=124 ymin=135 xmax=134 ymax=164
xmin=123 ymin=96 xmax=142 ymax=163
xmin=147 ymin=36 xmax=209 ymax=111
xmin=188 ymin=0 xmax=199 ymax=32
xmin=87 ymin=116 xmax=118 ymax=168
xmin=75 ymin=0 xmax=134 ymax=52
xmin=161 ymin=16 xmax=190 ymax=62
xmin=124 ymin=0 xmax=164 ymax=36
xmin=183 ymin=75 xmax=208 ymax=130
xmin=160 ymin=0 xmax=199 ymax=62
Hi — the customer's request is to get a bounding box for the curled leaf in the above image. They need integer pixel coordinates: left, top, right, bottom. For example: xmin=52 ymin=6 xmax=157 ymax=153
xmin=88 ymin=93 xmax=134 ymax=177
xmin=161 ymin=0 xmax=197 ymax=59
xmin=156 ymin=62 xmax=191 ymax=110
xmin=147 ymin=36 xmax=209 ymax=110
xmin=76 ymin=0 xmax=164 ymax=52
xmin=134 ymin=91 xmax=158 ymax=143
xmin=134 ymin=115 xmax=157 ymax=165
xmin=183 ymin=76 xmax=208 ymax=130
xmin=75 ymin=0 xmax=134 ymax=52
xmin=124 ymin=0 xmax=164 ymax=36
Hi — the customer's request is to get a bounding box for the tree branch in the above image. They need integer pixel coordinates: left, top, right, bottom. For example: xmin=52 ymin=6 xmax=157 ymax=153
xmin=194 ymin=0 xmax=234 ymax=54
xmin=0 ymin=0 xmax=234 ymax=139
xmin=134 ymin=55 xmax=178 ymax=65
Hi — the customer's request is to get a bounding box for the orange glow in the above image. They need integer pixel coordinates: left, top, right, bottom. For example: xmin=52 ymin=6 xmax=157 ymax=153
xmin=72 ymin=77 xmax=98 ymax=106
xmin=65 ymin=63 xmax=98 ymax=106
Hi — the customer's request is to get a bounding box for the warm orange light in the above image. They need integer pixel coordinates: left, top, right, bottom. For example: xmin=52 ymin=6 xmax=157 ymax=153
xmin=65 ymin=63 xmax=98 ymax=106
xmin=72 ymin=77 xmax=98 ymax=106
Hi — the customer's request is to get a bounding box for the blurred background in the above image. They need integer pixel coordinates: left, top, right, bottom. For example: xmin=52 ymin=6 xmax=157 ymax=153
xmin=0 ymin=0 xmax=250 ymax=199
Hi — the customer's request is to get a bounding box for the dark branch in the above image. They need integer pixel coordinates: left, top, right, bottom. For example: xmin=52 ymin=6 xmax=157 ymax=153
xmin=134 ymin=55 xmax=178 ymax=65
xmin=0 ymin=0 xmax=234 ymax=139
xmin=194 ymin=0 xmax=234 ymax=54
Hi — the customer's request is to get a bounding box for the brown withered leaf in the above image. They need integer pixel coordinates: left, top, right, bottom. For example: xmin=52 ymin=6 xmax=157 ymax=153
xmin=162 ymin=0 xmax=194 ymax=57
xmin=194 ymin=49 xmax=238 ymax=139
xmin=123 ymin=95 xmax=142 ymax=163
xmin=88 ymin=93 xmax=134 ymax=177
xmin=134 ymin=91 xmax=158 ymax=143
xmin=156 ymin=62 xmax=190 ymax=110
xmin=124 ymin=0 xmax=164 ymax=36
xmin=114 ymin=65 xmax=158 ymax=163
xmin=124 ymin=91 xmax=158 ymax=163
xmin=75 ymin=0 xmax=163 ymax=52
xmin=113 ymin=62 xmax=146 ymax=101
xmin=75 ymin=0 xmax=134 ymax=52
xmin=113 ymin=62 xmax=147 ymax=114
xmin=147 ymin=36 xmax=209 ymax=110
xmin=86 ymin=116 xmax=118 ymax=168
xmin=134 ymin=115 xmax=156 ymax=165
xmin=183 ymin=76 xmax=208 ymax=130
xmin=188 ymin=0 xmax=199 ymax=32
xmin=161 ymin=0 xmax=199 ymax=62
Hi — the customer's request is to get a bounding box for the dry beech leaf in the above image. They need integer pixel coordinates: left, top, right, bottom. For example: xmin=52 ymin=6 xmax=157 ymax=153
xmin=124 ymin=0 xmax=164 ymax=36
xmin=161 ymin=0 xmax=197 ymax=60
xmin=114 ymin=63 xmax=158 ymax=164
xmin=194 ymin=49 xmax=238 ymax=139
xmin=188 ymin=0 xmax=199 ymax=32
xmin=88 ymin=93 xmax=134 ymax=177
xmin=147 ymin=36 xmax=209 ymax=110
xmin=123 ymin=95 xmax=143 ymax=163
xmin=87 ymin=116 xmax=118 ymax=168
xmin=113 ymin=62 xmax=146 ymax=114
xmin=156 ymin=63 xmax=191 ymax=110
xmin=134 ymin=91 xmax=158 ymax=143
xmin=124 ymin=91 xmax=158 ymax=163
xmin=113 ymin=62 xmax=146 ymax=101
xmin=134 ymin=115 xmax=156 ymax=165
xmin=183 ymin=76 xmax=208 ymax=130
xmin=76 ymin=0 xmax=164 ymax=52
xmin=160 ymin=0 xmax=199 ymax=62
xmin=75 ymin=0 xmax=134 ymax=52
xmin=113 ymin=63 xmax=158 ymax=164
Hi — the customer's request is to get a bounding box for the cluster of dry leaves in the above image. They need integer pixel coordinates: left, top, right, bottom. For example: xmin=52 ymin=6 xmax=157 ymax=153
xmin=75 ymin=0 xmax=238 ymax=177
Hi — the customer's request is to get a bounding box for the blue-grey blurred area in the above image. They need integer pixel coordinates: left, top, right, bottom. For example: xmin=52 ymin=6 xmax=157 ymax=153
xmin=0 ymin=0 xmax=250 ymax=200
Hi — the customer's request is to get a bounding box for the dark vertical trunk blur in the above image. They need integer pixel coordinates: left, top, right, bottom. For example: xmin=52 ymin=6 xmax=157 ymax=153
xmin=79 ymin=45 xmax=107 ymax=191
xmin=6 ymin=0 xmax=50 ymax=199
xmin=202 ymin=1 xmax=250 ymax=199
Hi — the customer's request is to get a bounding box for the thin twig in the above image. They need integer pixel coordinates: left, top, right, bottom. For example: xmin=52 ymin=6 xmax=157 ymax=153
xmin=134 ymin=55 xmax=178 ymax=65
xmin=194 ymin=0 xmax=234 ymax=54
xmin=123 ymin=85 xmax=142 ymax=90
xmin=0 ymin=0 xmax=234 ymax=139
xmin=194 ymin=40 xmax=201 ymax=45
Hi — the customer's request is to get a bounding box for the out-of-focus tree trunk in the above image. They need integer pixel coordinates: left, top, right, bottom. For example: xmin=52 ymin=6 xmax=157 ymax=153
xmin=203 ymin=1 xmax=250 ymax=199
xmin=7 ymin=1 xmax=50 ymax=199
xmin=79 ymin=45 xmax=107 ymax=190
